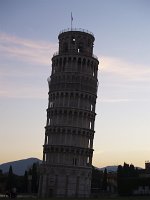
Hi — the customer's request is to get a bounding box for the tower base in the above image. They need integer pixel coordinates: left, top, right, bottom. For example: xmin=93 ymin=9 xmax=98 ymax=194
xmin=38 ymin=164 xmax=92 ymax=198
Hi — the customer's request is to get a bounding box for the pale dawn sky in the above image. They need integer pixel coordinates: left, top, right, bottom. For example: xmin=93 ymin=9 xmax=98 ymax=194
xmin=0 ymin=0 xmax=150 ymax=168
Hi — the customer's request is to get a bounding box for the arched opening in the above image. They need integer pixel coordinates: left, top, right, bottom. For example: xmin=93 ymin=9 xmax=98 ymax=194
xmin=78 ymin=42 xmax=83 ymax=53
xmin=73 ymin=157 xmax=77 ymax=166
xmin=87 ymin=157 xmax=90 ymax=165
xmin=72 ymin=37 xmax=76 ymax=44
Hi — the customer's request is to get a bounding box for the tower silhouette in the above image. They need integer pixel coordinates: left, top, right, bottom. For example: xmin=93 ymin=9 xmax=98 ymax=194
xmin=38 ymin=28 xmax=99 ymax=198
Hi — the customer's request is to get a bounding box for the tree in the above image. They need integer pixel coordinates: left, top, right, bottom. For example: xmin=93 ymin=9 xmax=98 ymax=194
xmin=31 ymin=163 xmax=39 ymax=193
xmin=102 ymin=168 xmax=107 ymax=191
xmin=91 ymin=166 xmax=103 ymax=188
xmin=6 ymin=165 xmax=15 ymax=191
xmin=23 ymin=170 xmax=28 ymax=193
xmin=117 ymin=163 xmax=139 ymax=195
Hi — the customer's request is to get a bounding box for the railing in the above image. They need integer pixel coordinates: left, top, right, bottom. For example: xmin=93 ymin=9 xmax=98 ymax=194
xmin=92 ymin=54 xmax=98 ymax=60
xmin=49 ymin=83 xmax=98 ymax=94
xmin=53 ymin=51 xmax=59 ymax=56
xmin=53 ymin=51 xmax=98 ymax=60
xmin=59 ymin=28 xmax=94 ymax=37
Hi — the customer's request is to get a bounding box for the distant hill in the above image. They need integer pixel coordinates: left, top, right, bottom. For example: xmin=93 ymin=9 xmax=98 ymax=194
xmin=0 ymin=159 xmax=141 ymax=176
xmin=99 ymin=165 xmax=118 ymax=172
xmin=0 ymin=157 xmax=42 ymax=176
xmin=99 ymin=165 xmax=143 ymax=172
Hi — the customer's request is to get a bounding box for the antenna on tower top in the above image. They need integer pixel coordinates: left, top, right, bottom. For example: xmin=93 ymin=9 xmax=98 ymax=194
xmin=71 ymin=12 xmax=73 ymax=30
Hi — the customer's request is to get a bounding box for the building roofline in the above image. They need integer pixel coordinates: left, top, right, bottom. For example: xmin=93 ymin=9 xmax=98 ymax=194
xmin=59 ymin=28 xmax=94 ymax=37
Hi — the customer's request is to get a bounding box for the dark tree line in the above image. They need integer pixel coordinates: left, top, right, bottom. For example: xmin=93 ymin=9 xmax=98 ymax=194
xmin=30 ymin=163 xmax=39 ymax=193
xmin=1 ymin=164 xmax=110 ymax=196
xmin=0 ymin=162 xmax=40 ymax=194
xmin=91 ymin=166 xmax=108 ymax=194
xmin=117 ymin=163 xmax=139 ymax=196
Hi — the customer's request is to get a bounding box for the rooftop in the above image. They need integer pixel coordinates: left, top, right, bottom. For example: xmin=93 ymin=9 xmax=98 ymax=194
xmin=59 ymin=28 xmax=94 ymax=37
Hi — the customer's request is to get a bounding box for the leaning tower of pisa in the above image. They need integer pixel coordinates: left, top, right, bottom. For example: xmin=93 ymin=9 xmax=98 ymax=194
xmin=38 ymin=28 xmax=99 ymax=198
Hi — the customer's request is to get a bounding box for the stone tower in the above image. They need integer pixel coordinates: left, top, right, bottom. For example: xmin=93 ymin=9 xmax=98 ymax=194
xmin=38 ymin=28 xmax=99 ymax=198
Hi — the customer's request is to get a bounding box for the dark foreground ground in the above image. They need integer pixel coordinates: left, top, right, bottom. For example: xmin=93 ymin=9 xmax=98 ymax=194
xmin=1 ymin=195 xmax=150 ymax=200
xmin=1 ymin=197 xmax=150 ymax=200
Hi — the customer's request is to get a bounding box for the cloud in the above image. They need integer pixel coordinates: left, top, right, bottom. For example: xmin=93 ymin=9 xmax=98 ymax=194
xmin=1 ymin=32 xmax=149 ymax=82
xmin=100 ymin=98 xmax=150 ymax=103
xmin=0 ymin=83 xmax=47 ymax=99
xmin=0 ymin=32 xmax=58 ymax=99
xmin=0 ymin=32 xmax=57 ymax=66
xmin=99 ymin=55 xmax=150 ymax=82
xmin=0 ymin=32 xmax=150 ymax=100
xmin=96 ymin=55 xmax=150 ymax=103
